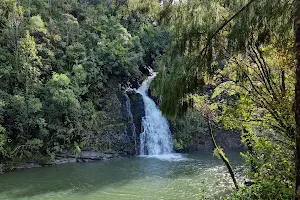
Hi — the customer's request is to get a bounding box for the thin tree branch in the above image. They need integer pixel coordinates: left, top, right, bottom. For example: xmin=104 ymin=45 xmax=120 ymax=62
xmin=199 ymin=0 xmax=258 ymax=57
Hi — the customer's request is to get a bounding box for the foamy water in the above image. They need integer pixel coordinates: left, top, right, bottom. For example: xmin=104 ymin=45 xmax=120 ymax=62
xmin=139 ymin=153 xmax=188 ymax=162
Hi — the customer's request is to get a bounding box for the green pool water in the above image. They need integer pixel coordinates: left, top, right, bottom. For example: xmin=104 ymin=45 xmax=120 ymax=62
xmin=0 ymin=152 xmax=244 ymax=200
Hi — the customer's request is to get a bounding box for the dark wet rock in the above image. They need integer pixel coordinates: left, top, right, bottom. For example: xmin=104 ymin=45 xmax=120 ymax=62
xmin=127 ymin=92 xmax=145 ymax=154
xmin=129 ymin=77 xmax=140 ymax=89
xmin=55 ymin=158 xmax=77 ymax=165
xmin=139 ymin=66 xmax=152 ymax=76
xmin=120 ymin=89 xmax=145 ymax=154
xmin=125 ymin=88 xmax=136 ymax=95
xmin=194 ymin=129 xmax=243 ymax=152
xmin=127 ymin=92 xmax=145 ymax=135
xmin=76 ymin=151 xmax=119 ymax=162
xmin=78 ymin=150 xmax=114 ymax=161
xmin=55 ymin=151 xmax=121 ymax=164
xmin=13 ymin=162 xmax=41 ymax=170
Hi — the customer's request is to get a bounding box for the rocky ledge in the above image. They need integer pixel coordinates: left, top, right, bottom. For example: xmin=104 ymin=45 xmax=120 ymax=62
xmin=66 ymin=150 xmax=122 ymax=163
xmin=54 ymin=150 xmax=127 ymax=164
xmin=0 ymin=151 xmax=126 ymax=173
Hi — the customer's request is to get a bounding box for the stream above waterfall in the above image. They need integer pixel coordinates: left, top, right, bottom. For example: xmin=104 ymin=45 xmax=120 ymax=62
xmin=0 ymin=151 xmax=244 ymax=200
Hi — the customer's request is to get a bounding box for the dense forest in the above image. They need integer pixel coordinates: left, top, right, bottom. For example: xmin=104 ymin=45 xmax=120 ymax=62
xmin=0 ymin=0 xmax=171 ymax=159
xmin=0 ymin=0 xmax=300 ymax=199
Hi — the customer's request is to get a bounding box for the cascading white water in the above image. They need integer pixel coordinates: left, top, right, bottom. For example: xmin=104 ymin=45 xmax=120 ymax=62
xmin=137 ymin=73 xmax=174 ymax=155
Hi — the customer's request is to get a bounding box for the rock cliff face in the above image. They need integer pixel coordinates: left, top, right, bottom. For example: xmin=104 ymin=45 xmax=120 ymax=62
xmin=53 ymin=90 xmax=146 ymax=166
xmin=169 ymin=109 xmax=243 ymax=152
xmin=80 ymin=90 xmax=133 ymax=154
xmin=127 ymin=92 xmax=145 ymax=134
xmin=81 ymin=88 xmax=145 ymax=155
xmin=193 ymin=129 xmax=244 ymax=152
xmin=173 ymin=129 xmax=243 ymax=152
xmin=126 ymin=90 xmax=145 ymax=154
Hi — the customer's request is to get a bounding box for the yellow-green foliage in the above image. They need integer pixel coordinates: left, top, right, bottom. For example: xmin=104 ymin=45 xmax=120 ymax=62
xmin=153 ymin=0 xmax=295 ymax=198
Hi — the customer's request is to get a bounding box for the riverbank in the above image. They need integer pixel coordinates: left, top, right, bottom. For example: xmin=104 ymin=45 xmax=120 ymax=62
xmin=0 ymin=150 xmax=129 ymax=173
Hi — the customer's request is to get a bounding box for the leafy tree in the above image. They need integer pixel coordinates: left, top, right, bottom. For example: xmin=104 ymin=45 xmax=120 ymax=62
xmin=151 ymin=0 xmax=297 ymax=198
xmin=43 ymin=73 xmax=81 ymax=152
xmin=294 ymin=0 xmax=300 ymax=198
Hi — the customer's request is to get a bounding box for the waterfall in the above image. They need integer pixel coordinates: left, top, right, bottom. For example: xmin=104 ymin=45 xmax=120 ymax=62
xmin=137 ymin=73 xmax=174 ymax=155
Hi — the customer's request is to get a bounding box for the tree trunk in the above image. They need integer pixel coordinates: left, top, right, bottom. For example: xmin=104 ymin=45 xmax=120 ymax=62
xmin=294 ymin=0 xmax=300 ymax=199
xmin=208 ymin=121 xmax=239 ymax=189
xmin=28 ymin=0 xmax=31 ymax=16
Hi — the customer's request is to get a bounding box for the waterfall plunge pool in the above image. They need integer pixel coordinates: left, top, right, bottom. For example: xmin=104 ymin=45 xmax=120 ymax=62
xmin=0 ymin=151 xmax=244 ymax=200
